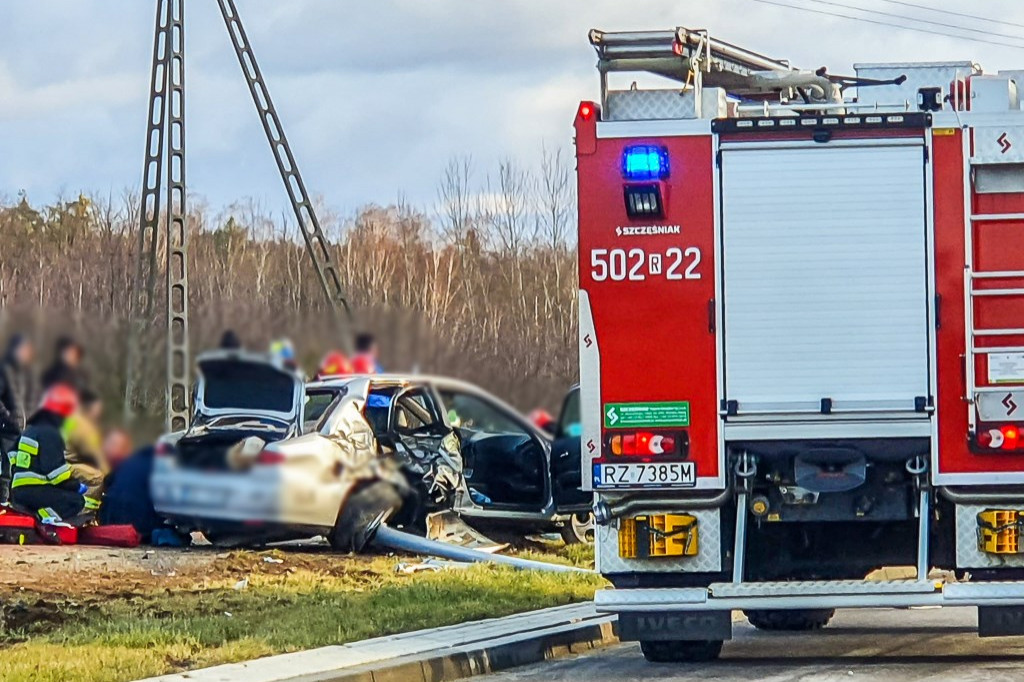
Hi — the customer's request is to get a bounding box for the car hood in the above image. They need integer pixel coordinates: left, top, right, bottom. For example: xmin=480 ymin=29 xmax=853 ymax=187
xmin=194 ymin=350 xmax=303 ymax=424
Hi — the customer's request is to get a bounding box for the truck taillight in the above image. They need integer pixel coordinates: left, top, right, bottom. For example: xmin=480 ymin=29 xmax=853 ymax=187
xmin=257 ymin=450 xmax=286 ymax=465
xmin=607 ymin=431 xmax=682 ymax=457
xmin=977 ymin=425 xmax=1022 ymax=451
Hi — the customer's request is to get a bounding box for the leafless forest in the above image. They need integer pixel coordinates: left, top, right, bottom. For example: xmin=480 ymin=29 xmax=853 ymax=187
xmin=0 ymin=148 xmax=578 ymax=428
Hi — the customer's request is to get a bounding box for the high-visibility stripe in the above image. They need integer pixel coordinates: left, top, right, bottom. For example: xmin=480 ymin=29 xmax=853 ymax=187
xmin=11 ymin=468 xmax=73 ymax=487
xmin=12 ymin=472 xmax=49 ymax=487
xmin=49 ymin=469 xmax=71 ymax=485
xmin=17 ymin=437 xmax=39 ymax=455
xmin=83 ymin=496 xmax=101 ymax=510
xmin=47 ymin=464 xmax=71 ymax=481
xmin=38 ymin=507 xmax=55 ymax=520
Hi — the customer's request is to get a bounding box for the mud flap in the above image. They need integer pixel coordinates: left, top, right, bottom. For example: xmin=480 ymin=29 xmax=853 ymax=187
xmin=619 ymin=610 xmax=732 ymax=642
xmin=979 ymin=606 xmax=1024 ymax=637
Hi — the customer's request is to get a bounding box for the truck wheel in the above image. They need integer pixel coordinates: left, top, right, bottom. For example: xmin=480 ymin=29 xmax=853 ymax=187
xmin=329 ymin=481 xmax=403 ymax=553
xmin=640 ymin=639 xmax=723 ymax=663
xmin=744 ymin=608 xmax=834 ymax=631
xmin=559 ymin=512 xmax=595 ymax=545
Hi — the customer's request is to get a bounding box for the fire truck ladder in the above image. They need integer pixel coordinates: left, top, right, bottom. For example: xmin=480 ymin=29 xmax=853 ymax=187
xmin=125 ymin=0 xmax=354 ymax=431
xmin=587 ymin=27 xmax=904 ymax=115
xmin=964 ymin=135 xmax=1024 ymax=434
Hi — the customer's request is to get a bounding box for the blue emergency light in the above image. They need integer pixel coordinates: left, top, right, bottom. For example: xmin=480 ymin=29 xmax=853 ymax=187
xmin=622 ymin=145 xmax=670 ymax=181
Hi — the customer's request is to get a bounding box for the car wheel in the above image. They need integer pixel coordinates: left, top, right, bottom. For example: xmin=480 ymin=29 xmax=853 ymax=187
xmin=744 ymin=608 xmax=835 ymax=631
xmin=640 ymin=639 xmax=723 ymax=663
xmin=329 ymin=481 xmax=404 ymax=553
xmin=559 ymin=512 xmax=595 ymax=545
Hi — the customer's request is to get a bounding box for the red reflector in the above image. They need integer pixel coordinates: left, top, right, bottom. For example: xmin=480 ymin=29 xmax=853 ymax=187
xmin=655 ymin=435 xmax=676 ymax=454
xmin=978 ymin=429 xmax=994 ymax=448
xmin=257 ymin=450 xmax=286 ymax=465
xmin=578 ymin=102 xmax=595 ymax=121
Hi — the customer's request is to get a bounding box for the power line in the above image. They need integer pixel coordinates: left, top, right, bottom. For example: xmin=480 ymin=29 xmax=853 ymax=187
xmin=804 ymin=0 xmax=1024 ymax=43
xmin=750 ymin=0 xmax=1024 ymax=50
xmin=877 ymin=0 xmax=1024 ymax=31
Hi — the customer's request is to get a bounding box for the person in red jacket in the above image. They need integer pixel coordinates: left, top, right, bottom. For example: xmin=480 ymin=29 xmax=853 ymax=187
xmin=9 ymin=385 xmax=88 ymax=524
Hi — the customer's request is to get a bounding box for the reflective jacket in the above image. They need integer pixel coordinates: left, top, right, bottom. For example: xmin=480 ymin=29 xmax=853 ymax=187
xmin=10 ymin=411 xmax=77 ymax=492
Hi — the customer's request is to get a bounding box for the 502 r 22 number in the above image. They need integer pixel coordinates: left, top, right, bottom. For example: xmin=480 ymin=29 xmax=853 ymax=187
xmin=590 ymin=247 xmax=701 ymax=282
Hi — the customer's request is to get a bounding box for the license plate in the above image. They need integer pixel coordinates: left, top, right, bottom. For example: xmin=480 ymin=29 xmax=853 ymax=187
xmin=176 ymin=485 xmax=230 ymax=507
xmin=593 ymin=461 xmax=696 ymax=489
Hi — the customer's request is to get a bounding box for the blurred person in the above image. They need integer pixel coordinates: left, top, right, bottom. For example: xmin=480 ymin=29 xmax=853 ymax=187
xmin=99 ymin=435 xmax=165 ymax=542
xmin=270 ymin=338 xmax=299 ymax=372
xmin=9 ymin=385 xmax=90 ymax=524
xmin=219 ymin=329 xmax=242 ymax=350
xmin=63 ymin=389 xmax=108 ymax=504
xmin=101 ymin=428 xmax=134 ymax=471
xmin=317 ymin=350 xmax=353 ymax=379
xmin=529 ymin=408 xmax=557 ymax=436
xmin=41 ymin=336 xmax=87 ymax=394
xmin=353 ymin=332 xmax=383 ymax=373
xmin=0 ymin=334 xmax=35 ymax=504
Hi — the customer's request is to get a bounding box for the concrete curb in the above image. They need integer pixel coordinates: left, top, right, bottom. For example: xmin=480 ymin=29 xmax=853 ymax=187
xmin=138 ymin=603 xmax=618 ymax=682
xmin=288 ymin=619 xmax=618 ymax=682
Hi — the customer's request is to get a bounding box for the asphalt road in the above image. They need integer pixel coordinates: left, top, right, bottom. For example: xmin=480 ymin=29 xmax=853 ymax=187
xmin=480 ymin=607 xmax=1024 ymax=681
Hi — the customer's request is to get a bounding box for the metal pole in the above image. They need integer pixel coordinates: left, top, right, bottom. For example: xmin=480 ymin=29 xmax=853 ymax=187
xmin=372 ymin=525 xmax=593 ymax=574
xmin=165 ymin=0 xmax=190 ymax=433
xmin=215 ymin=0 xmax=354 ymax=351
xmin=733 ymin=494 xmax=748 ymax=584
xmin=917 ymin=489 xmax=930 ymax=581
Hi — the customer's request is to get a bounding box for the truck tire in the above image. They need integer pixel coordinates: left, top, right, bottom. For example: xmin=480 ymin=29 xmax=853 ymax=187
xmin=640 ymin=639 xmax=723 ymax=663
xmin=329 ymin=481 xmax=403 ymax=553
xmin=744 ymin=608 xmax=834 ymax=631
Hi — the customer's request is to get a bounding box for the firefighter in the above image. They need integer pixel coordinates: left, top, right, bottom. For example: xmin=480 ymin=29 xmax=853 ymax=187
xmin=62 ymin=389 xmax=108 ymax=503
xmin=317 ymin=351 xmax=353 ymax=379
xmin=9 ymin=385 xmax=91 ymax=524
xmin=353 ymin=333 xmax=383 ymax=373
xmin=0 ymin=334 xmax=36 ymax=504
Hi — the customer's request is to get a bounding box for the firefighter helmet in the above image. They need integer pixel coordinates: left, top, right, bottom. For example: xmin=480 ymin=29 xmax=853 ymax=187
xmin=40 ymin=384 xmax=78 ymax=418
xmin=318 ymin=351 xmax=353 ymax=378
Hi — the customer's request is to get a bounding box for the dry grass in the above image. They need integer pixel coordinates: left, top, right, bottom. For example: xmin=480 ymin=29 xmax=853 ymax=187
xmin=0 ymin=545 xmax=601 ymax=682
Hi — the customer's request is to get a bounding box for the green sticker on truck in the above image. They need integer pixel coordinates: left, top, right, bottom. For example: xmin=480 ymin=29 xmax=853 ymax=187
xmin=604 ymin=401 xmax=690 ymax=428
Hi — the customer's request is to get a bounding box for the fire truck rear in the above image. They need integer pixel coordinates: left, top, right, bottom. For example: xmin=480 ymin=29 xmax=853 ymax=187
xmin=576 ymin=27 xmax=1024 ymax=662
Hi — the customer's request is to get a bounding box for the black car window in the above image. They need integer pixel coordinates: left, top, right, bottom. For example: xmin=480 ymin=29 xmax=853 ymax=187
xmin=437 ymin=390 xmax=526 ymax=435
xmin=557 ymin=388 xmax=581 ymax=438
xmin=303 ymin=389 xmax=341 ymax=432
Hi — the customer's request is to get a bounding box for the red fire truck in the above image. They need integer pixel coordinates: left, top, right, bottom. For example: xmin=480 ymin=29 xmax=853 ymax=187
xmin=577 ymin=27 xmax=1024 ymax=662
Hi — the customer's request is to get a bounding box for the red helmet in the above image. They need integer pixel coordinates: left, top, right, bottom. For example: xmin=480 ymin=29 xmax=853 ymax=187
xmin=318 ymin=351 xmax=353 ymax=379
xmin=529 ymin=408 xmax=556 ymax=432
xmin=41 ymin=385 xmax=78 ymax=418
xmin=351 ymin=353 xmax=376 ymax=374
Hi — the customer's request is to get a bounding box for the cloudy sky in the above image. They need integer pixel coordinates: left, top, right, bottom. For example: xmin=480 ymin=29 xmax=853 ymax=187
xmin=2 ymin=0 xmax=1024 ymax=216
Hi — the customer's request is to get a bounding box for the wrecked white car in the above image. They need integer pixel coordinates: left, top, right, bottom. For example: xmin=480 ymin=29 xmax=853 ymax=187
xmin=152 ymin=352 xmax=592 ymax=550
xmin=151 ymin=352 xmax=463 ymax=550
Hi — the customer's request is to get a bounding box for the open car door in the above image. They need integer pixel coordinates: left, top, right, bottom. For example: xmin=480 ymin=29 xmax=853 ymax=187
xmin=434 ymin=383 xmax=553 ymax=514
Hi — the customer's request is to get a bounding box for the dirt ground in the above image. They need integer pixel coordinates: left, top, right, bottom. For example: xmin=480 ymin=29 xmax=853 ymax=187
xmin=0 ymin=543 xmax=399 ymax=633
xmin=0 ymin=544 xmax=398 ymax=598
